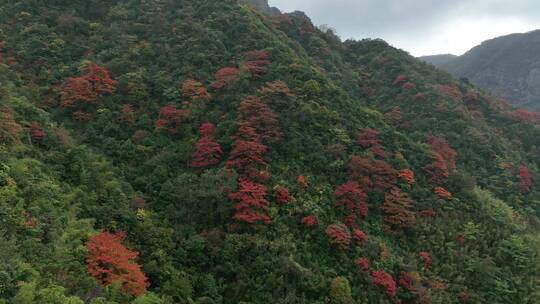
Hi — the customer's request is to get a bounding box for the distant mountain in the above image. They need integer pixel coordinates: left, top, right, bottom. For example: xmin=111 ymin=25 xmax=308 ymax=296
xmin=421 ymin=30 xmax=540 ymax=111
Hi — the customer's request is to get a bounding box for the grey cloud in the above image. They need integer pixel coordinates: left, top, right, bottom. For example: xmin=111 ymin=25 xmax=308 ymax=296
xmin=269 ymin=0 xmax=540 ymax=55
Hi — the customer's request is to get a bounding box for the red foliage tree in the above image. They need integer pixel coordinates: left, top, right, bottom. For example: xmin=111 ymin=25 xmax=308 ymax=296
xmin=419 ymin=209 xmax=436 ymax=218
xmin=356 ymin=257 xmax=370 ymax=271
xmin=243 ymin=50 xmax=271 ymax=76
xmin=297 ymin=175 xmax=308 ymax=191
xmin=411 ymin=92 xmax=426 ymax=102
xmin=212 ymin=67 xmax=239 ymax=89
xmin=381 ymin=187 xmax=416 ymax=233
xmin=348 ymin=156 xmax=397 ymax=192
xmin=228 ymin=178 xmax=271 ymax=225
xmin=226 ymin=126 xmax=268 ymax=177
xmin=427 ymin=135 xmax=457 ymax=171
xmin=398 ymin=169 xmax=415 ymax=184
xmin=257 ymin=80 xmax=293 ymax=108
xmin=181 ymin=79 xmax=211 ymax=102
xmin=371 ymin=270 xmax=397 ymax=297
xmin=518 ymin=165 xmax=533 ymax=193
xmin=419 ymin=251 xmax=432 ymax=269
xmin=191 ymin=122 xmax=222 ymax=168
xmin=85 ymin=231 xmax=148 ymax=297
xmin=423 ymin=152 xmax=450 ymax=185
xmin=155 ymin=104 xmax=189 ymax=134
xmin=437 ymin=84 xmax=463 ymax=102
xmin=512 ymin=108 xmax=539 ymax=123
xmin=237 ymin=96 xmax=281 ymax=143
xmin=300 ymin=215 xmax=317 ymax=228
xmin=28 ymin=122 xmax=45 ymax=142
xmin=273 ymin=186 xmax=290 ymax=204
xmin=433 ymin=186 xmax=452 ymax=199
xmin=85 ymin=63 xmax=117 ymax=95
xmin=402 ymin=82 xmax=413 ymax=91
xmin=61 ymin=63 xmax=116 ymax=107
xmin=335 ymin=181 xmax=368 ymax=222
xmin=399 ymin=272 xmax=416 ymax=292
xmin=393 ymin=74 xmax=407 ymax=85
xmin=356 ymin=128 xmax=387 ymax=158
xmin=325 ymin=223 xmax=351 ymax=250
xmin=352 ymin=228 xmax=368 ymax=245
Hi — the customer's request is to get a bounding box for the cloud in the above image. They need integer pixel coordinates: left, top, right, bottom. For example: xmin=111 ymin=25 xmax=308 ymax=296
xmin=269 ymin=0 xmax=540 ymax=56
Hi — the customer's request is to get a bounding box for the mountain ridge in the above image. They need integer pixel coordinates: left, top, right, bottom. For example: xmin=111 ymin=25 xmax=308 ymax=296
xmin=421 ymin=29 xmax=540 ymax=111
xmin=0 ymin=0 xmax=539 ymax=303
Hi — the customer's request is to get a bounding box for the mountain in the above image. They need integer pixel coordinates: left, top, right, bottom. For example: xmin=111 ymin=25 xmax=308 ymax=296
xmin=1 ymin=1 xmax=539 ymax=303
xmin=241 ymin=0 xmax=281 ymax=16
xmin=421 ymin=30 xmax=540 ymax=111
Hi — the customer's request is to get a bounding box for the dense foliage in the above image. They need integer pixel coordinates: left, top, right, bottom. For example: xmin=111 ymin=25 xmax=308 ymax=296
xmin=0 ymin=0 xmax=539 ymax=303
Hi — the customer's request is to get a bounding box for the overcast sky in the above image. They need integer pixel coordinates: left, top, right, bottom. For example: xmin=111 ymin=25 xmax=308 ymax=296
xmin=268 ymin=0 xmax=540 ymax=56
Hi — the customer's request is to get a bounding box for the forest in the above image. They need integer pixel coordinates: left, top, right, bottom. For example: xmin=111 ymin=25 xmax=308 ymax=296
xmin=0 ymin=0 xmax=539 ymax=303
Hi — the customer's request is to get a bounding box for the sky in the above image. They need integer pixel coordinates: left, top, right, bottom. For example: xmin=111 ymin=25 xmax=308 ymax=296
xmin=268 ymin=0 xmax=540 ymax=57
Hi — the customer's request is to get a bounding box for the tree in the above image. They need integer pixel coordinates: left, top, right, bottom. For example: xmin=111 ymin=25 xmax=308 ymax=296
xmin=257 ymin=80 xmax=293 ymax=108
xmin=118 ymin=104 xmax=136 ymax=125
xmin=191 ymin=122 xmax=222 ymax=168
xmin=236 ymin=96 xmax=281 ymax=143
xmin=181 ymin=79 xmax=211 ymax=102
xmin=334 ymin=181 xmax=368 ymax=222
xmin=398 ymin=169 xmax=415 ymax=184
xmin=155 ymin=104 xmax=189 ymax=134
xmin=381 ymin=187 xmax=415 ymax=233
xmin=212 ymin=67 xmax=238 ymax=89
xmin=348 ymin=156 xmax=397 ymax=192
xmin=85 ymin=231 xmax=148 ymax=297
xmin=419 ymin=251 xmax=432 ymax=269
xmin=355 ymin=257 xmax=370 ymax=271
xmin=300 ymin=215 xmax=317 ymax=228
xmin=352 ymin=228 xmax=368 ymax=245
xmin=297 ymin=175 xmax=308 ymax=191
xmin=273 ymin=186 xmax=290 ymax=204
xmin=228 ymin=179 xmax=271 ymax=225
xmin=384 ymin=106 xmax=401 ymax=125
xmin=28 ymin=122 xmax=45 ymax=142
xmin=426 ymin=135 xmax=457 ymax=171
xmin=325 ymin=223 xmax=351 ymax=250
xmin=329 ymin=276 xmax=353 ymax=304
xmin=243 ymin=50 xmax=271 ymax=77
xmin=433 ymin=186 xmax=452 ymax=199
xmin=518 ymin=165 xmax=533 ymax=193
xmin=226 ymin=138 xmax=267 ymax=178
xmin=423 ymin=152 xmax=450 ymax=185
xmin=0 ymin=108 xmax=22 ymax=144
xmin=371 ymin=270 xmax=397 ymax=297
xmin=356 ymin=128 xmax=386 ymax=158
xmin=60 ymin=63 xmax=116 ymax=107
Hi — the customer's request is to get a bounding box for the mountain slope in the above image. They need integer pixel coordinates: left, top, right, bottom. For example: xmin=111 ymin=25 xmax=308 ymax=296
xmin=421 ymin=30 xmax=540 ymax=111
xmin=0 ymin=1 xmax=539 ymax=303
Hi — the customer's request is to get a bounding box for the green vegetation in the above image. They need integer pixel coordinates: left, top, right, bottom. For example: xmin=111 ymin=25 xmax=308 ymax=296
xmin=0 ymin=0 xmax=539 ymax=303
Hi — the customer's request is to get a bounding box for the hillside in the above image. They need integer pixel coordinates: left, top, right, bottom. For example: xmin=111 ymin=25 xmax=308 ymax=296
xmin=0 ymin=1 xmax=539 ymax=303
xmin=421 ymin=30 xmax=540 ymax=111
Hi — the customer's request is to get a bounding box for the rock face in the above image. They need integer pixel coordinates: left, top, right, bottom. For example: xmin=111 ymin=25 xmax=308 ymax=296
xmin=240 ymin=0 xmax=281 ymax=16
xmin=421 ymin=30 xmax=540 ymax=111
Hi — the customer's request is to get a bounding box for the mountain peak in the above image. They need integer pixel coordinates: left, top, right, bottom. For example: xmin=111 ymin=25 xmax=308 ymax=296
xmin=240 ymin=0 xmax=281 ymax=16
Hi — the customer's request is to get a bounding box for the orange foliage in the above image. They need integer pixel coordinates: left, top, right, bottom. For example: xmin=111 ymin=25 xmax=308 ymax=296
xmin=381 ymin=187 xmax=415 ymax=233
xmin=60 ymin=63 xmax=116 ymax=107
xmin=181 ymin=79 xmax=211 ymax=102
xmin=237 ymin=96 xmax=281 ymax=143
xmin=398 ymin=169 xmax=415 ymax=184
xmin=433 ymin=186 xmax=452 ymax=199
xmin=212 ymin=67 xmax=239 ymax=89
xmin=325 ymin=223 xmax=351 ymax=250
xmin=85 ymin=231 xmax=148 ymax=296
